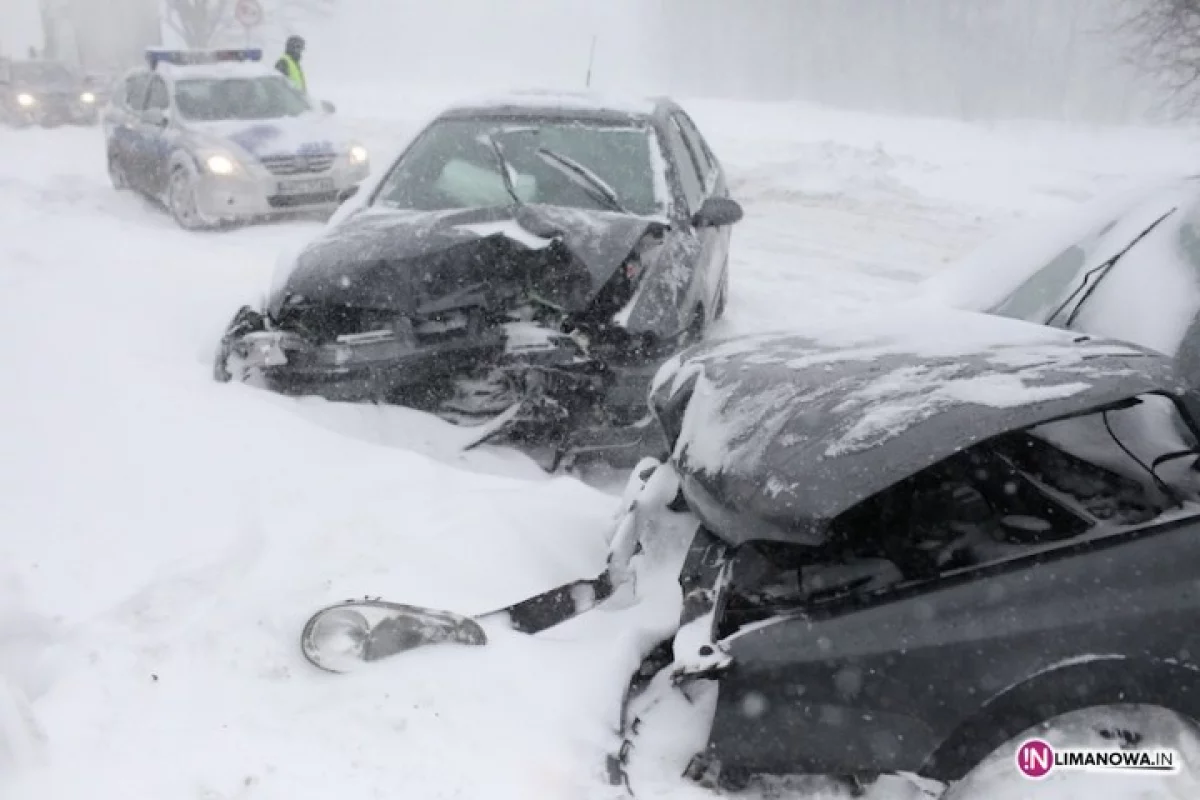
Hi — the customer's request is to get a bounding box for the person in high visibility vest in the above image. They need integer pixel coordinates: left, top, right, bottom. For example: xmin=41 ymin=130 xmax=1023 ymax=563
xmin=275 ymin=35 xmax=307 ymax=93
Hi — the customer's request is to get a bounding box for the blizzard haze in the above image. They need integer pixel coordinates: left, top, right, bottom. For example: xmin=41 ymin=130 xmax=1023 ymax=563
xmin=297 ymin=0 xmax=1163 ymax=124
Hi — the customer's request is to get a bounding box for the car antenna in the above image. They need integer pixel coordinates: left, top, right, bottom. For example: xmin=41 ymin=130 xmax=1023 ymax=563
xmin=585 ymin=35 xmax=598 ymax=88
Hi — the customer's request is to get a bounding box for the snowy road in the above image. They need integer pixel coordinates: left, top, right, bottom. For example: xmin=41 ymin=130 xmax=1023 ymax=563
xmin=3 ymin=95 xmax=1200 ymax=799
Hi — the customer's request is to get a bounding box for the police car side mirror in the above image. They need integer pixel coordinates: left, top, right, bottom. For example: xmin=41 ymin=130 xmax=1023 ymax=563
xmin=321 ymin=100 xmax=336 ymax=114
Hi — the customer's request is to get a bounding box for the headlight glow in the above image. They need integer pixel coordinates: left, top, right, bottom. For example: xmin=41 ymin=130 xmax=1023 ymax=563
xmin=16 ymin=93 xmax=35 ymax=107
xmin=205 ymin=154 xmax=237 ymax=175
xmin=349 ymin=145 xmax=369 ymax=165
xmin=80 ymin=92 xmax=96 ymax=104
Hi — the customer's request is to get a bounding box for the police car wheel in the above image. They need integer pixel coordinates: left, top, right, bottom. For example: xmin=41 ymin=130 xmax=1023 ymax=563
xmin=168 ymin=167 xmax=208 ymax=231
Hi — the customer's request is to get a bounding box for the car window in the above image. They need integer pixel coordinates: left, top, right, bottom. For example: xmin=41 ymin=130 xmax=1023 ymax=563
xmin=174 ymin=77 xmax=310 ymax=121
xmin=662 ymin=115 xmax=705 ymax=214
xmin=673 ymin=111 xmax=716 ymax=186
xmin=144 ymin=77 xmax=168 ymax=111
xmin=372 ymin=117 xmax=666 ymax=217
xmin=715 ymin=392 xmax=1200 ymax=631
xmin=123 ymin=73 xmax=151 ymax=110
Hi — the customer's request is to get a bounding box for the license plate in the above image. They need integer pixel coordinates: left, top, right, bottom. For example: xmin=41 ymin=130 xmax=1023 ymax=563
xmin=277 ymin=178 xmax=335 ymax=195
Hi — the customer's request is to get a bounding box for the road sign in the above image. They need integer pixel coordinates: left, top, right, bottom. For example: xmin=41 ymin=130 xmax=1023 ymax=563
xmin=235 ymin=0 xmax=264 ymax=28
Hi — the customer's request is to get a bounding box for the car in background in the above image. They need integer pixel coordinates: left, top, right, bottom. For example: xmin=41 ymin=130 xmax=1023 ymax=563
xmin=0 ymin=58 xmax=99 ymax=127
xmin=920 ymin=176 xmax=1200 ymax=385
xmin=213 ymin=91 xmax=744 ymax=468
xmin=101 ymin=48 xmax=370 ymax=230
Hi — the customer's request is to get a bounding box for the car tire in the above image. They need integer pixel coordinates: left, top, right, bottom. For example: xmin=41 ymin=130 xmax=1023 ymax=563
xmin=167 ymin=166 xmax=211 ymax=231
xmin=941 ymin=704 xmax=1200 ymax=798
xmin=107 ymin=150 xmax=129 ymax=191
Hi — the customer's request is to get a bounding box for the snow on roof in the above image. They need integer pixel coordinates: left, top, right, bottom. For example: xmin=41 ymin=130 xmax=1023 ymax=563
xmin=156 ymin=60 xmax=280 ymax=81
xmin=441 ymin=89 xmax=660 ymax=118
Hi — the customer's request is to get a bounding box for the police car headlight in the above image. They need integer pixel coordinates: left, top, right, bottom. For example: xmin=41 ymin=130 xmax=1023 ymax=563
xmin=80 ymin=92 xmax=96 ymax=104
xmin=16 ymin=93 xmax=35 ymax=107
xmin=205 ymin=154 xmax=238 ymax=176
xmin=349 ymin=145 xmax=368 ymax=165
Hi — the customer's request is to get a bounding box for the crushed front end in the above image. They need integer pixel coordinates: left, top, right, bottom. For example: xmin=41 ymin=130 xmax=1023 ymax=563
xmin=215 ymin=207 xmax=682 ymax=466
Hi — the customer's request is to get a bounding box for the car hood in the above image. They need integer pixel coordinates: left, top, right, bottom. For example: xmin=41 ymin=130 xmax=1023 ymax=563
xmin=649 ymin=307 xmax=1189 ymax=548
xmin=267 ymin=204 xmax=661 ymax=318
xmin=191 ymin=113 xmax=353 ymax=160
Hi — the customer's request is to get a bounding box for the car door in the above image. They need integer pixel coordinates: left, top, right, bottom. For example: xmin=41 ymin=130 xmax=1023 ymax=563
xmin=104 ymin=72 xmax=148 ymax=171
xmin=659 ymin=111 xmax=720 ymax=332
xmin=672 ymin=109 xmax=732 ymax=316
xmin=138 ymin=75 xmax=177 ymax=196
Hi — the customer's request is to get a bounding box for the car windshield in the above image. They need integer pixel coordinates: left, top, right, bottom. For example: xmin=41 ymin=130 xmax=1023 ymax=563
xmin=13 ymin=62 xmax=74 ymax=84
xmin=173 ymin=77 xmax=311 ymax=121
xmin=372 ymin=117 xmax=665 ymax=216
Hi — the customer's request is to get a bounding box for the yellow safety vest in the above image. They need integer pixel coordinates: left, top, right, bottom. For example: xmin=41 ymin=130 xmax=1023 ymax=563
xmin=280 ymin=54 xmax=306 ymax=92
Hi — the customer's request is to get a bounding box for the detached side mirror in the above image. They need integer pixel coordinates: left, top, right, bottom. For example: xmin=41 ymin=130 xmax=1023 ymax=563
xmin=691 ymin=196 xmax=744 ymax=229
xmin=321 ymin=100 xmax=336 ymax=114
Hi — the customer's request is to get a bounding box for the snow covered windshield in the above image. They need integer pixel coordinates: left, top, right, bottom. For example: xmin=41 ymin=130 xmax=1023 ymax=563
xmin=174 ymin=77 xmax=310 ymax=122
xmin=373 ymin=118 xmax=665 ymax=216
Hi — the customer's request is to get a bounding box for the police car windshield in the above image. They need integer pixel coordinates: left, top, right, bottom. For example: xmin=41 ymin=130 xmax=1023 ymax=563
xmin=13 ymin=62 xmax=74 ymax=84
xmin=373 ymin=117 xmax=664 ymax=217
xmin=174 ymin=77 xmax=310 ymax=121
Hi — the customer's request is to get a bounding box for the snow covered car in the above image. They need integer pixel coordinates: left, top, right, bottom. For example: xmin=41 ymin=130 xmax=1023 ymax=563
xmin=101 ymin=49 xmax=370 ymax=230
xmin=921 ymin=175 xmax=1200 ymax=383
xmin=213 ymin=92 xmax=744 ymax=466
xmin=298 ymin=309 xmax=1200 ymax=793
xmin=0 ymin=58 xmax=99 ymax=127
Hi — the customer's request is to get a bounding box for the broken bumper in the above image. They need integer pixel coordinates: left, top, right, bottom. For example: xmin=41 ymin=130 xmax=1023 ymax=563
xmin=220 ymin=322 xmax=670 ymax=465
xmin=229 ymin=328 xmax=508 ymax=402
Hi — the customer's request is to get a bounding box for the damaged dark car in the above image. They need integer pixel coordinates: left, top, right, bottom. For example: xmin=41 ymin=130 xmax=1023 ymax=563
xmin=616 ymin=310 xmax=1200 ymax=793
xmin=214 ymin=93 xmax=744 ymax=466
xmin=297 ymin=309 xmax=1200 ymax=794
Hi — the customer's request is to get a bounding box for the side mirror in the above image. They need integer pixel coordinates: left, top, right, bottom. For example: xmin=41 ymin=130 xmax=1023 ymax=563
xmin=691 ymin=196 xmax=744 ymax=229
xmin=336 ymin=185 xmax=359 ymax=205
xmin=321 ymin=100 xmax=336 ymax=114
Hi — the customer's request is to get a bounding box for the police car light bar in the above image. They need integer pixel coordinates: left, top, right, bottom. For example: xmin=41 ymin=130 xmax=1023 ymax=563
xmin=145 ymin=48 xmax=263 ymax=69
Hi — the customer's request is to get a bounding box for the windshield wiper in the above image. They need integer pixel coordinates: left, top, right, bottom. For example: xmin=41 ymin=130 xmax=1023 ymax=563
xmin=535 ymin=147 xmax=628 ymax=214
xmin=484 ymin=132 xmax=524 ymax=207
xmin=1045 ymin=207 xmax=1178 ymax=327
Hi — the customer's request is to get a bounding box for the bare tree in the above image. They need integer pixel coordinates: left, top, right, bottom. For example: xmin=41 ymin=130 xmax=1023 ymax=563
xmin=1116 ymin=0 xmax=1200 ymax=116
xmin=163 ymin=0 xmax=336 ymax=48
xmin=164 ymin=0 xmax=233 ymax=48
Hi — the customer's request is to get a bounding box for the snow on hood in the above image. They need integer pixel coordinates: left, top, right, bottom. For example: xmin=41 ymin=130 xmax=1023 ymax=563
xmin=649 ymin=308 xmax=1186 ymax=547
xmin=192 ymin=113 xmax=357 ymax=160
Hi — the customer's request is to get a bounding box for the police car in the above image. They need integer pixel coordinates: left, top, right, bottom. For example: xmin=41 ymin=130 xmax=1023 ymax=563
xmin=102 ymin=49 xmax=370 ymax=230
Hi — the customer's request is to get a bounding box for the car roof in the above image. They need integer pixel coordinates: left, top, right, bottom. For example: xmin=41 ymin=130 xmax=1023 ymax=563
xmin=436 ymin=90 xmax=672 ymax=124
xmin=651 ymin=308 xmax=1191 ymax=548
